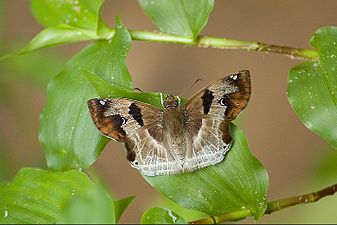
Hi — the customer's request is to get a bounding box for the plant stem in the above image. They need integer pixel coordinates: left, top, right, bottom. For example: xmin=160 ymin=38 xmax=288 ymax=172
xmin=128 ymin=29 xmax=319 ymax=59
xmin=189 ymin=208 xmax=251 ymax=224
xmin=265 ymin=183 xmax=337 ymax=214
xmin=188 ymin=183 xmax=337 ymax=224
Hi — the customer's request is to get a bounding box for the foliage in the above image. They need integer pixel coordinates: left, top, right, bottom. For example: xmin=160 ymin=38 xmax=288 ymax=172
xmin=1 ymin=0 xmax=336 ymax=224
xmin=0 ymin=168 xmax=130 ymax=224
xmin=288 ymin=27 xmax=337 ymax=149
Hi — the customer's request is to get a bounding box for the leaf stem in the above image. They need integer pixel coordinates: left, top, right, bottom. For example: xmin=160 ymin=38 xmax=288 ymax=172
xmin=188 ymin=183 xmax=337 ymax=224
xmin=128 ymin=29 xmax=318 ymax=59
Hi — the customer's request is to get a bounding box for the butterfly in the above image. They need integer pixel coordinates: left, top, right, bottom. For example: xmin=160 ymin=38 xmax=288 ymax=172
xmin=87 ymin=70 xmax=251 ymax=176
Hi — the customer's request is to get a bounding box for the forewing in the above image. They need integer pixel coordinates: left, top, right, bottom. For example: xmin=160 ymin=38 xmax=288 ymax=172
xmin=184 ymin=70 xmax=251 ymax=121
xmin=87 ymin=98 xmax=162 ymax=142
xmin=88 ymin=98 xmax=181 ymax=176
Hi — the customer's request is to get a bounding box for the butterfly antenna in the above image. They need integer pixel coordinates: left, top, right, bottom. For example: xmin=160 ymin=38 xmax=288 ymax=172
xmin=179 ymin=78 xmax=203 ymax=97
xmin=133 ymin=87 xmax=144 ymax=92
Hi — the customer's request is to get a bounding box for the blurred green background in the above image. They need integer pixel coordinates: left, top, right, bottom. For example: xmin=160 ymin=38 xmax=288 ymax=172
xmin=1 ymin=0 xmax=337 ymax=223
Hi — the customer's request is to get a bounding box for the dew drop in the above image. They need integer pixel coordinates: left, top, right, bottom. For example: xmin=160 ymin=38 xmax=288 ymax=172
xmin=4 ymin=208 xmax=8 ymax=218
xmin=310 ymin=105 xmax=315 ymax=110
xmin=307 ymin=122 xmax=313 ymax=128
xmin=167 ymin=210 xmax=177 ymax=223
xmin=72 ymin=5 xmax=81 ymax=12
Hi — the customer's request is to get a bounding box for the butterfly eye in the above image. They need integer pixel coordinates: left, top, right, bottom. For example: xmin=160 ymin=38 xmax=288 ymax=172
xmin=219 ymin=98 xmax=226 ymax=106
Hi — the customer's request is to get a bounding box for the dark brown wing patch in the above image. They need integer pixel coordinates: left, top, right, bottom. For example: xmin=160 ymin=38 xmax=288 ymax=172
xmin=183 ymin=70 xmax=251 ymax=121
xmin=129 ymin=103 xmax=144 ymax=126
xmin=87 ymin=99 xmax=127 ymax=142
xmin=88 ymin=98 xmax=163 ymax=143
xmin=201 ymin=89 xmax=214 ymax=114
xmin=124 ymin=138 xmax=136 ymax=162
xmin=218 ymin=121 xmax=232 ymax=144
xmin=147 ymin=125 xmax=164 ymax=142
xmin=221 ymin=70 xmax=251 ymax=120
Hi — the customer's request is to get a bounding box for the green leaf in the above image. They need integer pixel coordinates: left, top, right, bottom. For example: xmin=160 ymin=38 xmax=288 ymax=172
xmin=103 ymin=17 xmax=132 ymax=89
xmin=157 ymin=196 xmax=208 ymax=222
xmin=14 ymin=25 xmax=99 ymax=56
xmin=39 ymin=19 xmax=132 ymax=170
xmin=1 ymin=1 xmax=113 ymax=59
xmin=144 ymin=124 xmax=269 ymax=219
xmin=113 ymin=196 xmax=135 ymax=223
xmin=139 ymin=0 xmax=214 ymax=38
xmin=0 ymin=168 xmax=94 ymax=224
xmin=55 ymin=184 xmax=118 ymax=224
xmin=141 ymin=207 xmax=186 ymax=224
xmin=288 ymin=26 xmax=337 ymax=149
xmin=82 ymin=69 xmax=163 ymax=108
xmin=30 ymin=0 xmax=106 ymax=30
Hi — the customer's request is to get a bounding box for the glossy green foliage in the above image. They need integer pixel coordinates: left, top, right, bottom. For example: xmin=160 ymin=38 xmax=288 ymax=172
xmin=0 ymin=168 xmax=131 ymax=224
xmin=139 ymin=0 xmax=214 ymax=38
xmin=2 ymin=0 xmax=110 ymax=57
xmin=30 ymin=0 xmax=105 ymax=29
xmin=39 ymin=19 xmax=131 ymax=170
xmin=0 ymin=168 xmax=94 ymax=224
xmin=56 ymin=185 xmax=134 ymax=224
xmin=16 ymin=25 xmax=99 ymax=55
xmin=141 ymin=207 xmax=186 ymax=224
xmin=82 ymin=69 xmax=164 ymax=108
xmin=288 ymin=26 xmax=337 ymax=149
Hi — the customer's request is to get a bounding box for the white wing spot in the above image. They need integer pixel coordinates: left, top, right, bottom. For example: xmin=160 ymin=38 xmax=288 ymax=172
xmin=99 ymin=100 xmax=106 ymax=105
xmin=230 ymin=74 xmax=238 ymax=80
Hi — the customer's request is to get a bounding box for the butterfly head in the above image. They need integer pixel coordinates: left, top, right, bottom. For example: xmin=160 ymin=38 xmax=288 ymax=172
xmin=163 ymin=94 xmax=180 ymax=109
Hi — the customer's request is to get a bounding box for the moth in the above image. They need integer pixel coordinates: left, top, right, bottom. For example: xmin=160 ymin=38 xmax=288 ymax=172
xmin=88 ymin=70 xmax=251 ymax=176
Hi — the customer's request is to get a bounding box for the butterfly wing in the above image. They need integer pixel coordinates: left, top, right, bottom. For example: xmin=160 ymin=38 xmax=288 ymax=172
xmin=182 ymin=70 xmax=251 ymax=171
xmin=87 ymin=98 xmax=181 ymax=176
